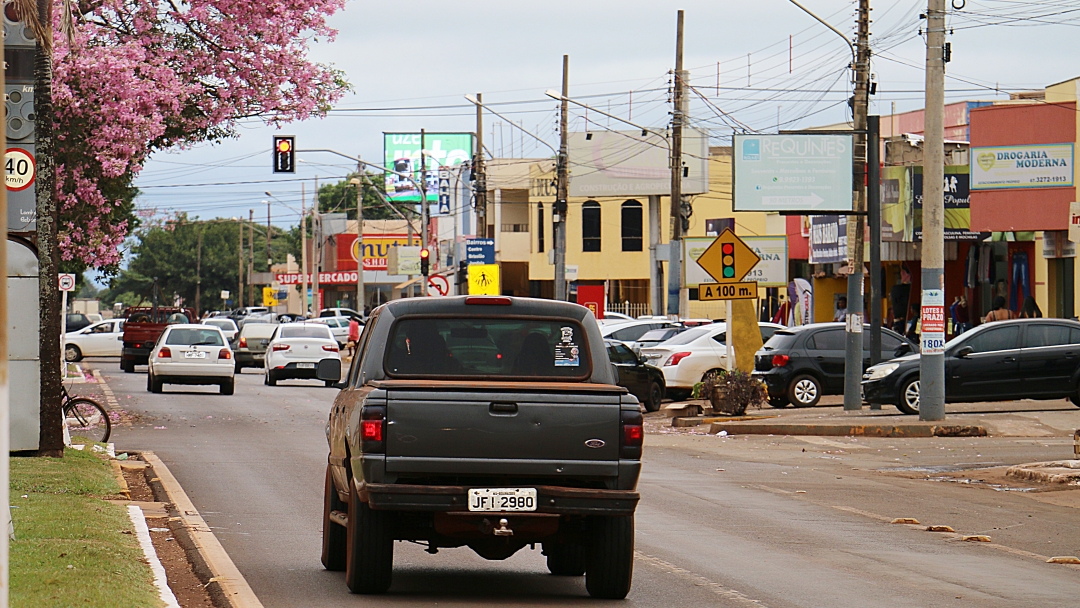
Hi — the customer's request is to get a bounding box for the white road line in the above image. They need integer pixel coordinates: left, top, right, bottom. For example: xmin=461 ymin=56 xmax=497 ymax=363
xmin=128 ymin=505 xmax=181 ymax=608
xmin=635 ymin=551 xmax=767 ymax=606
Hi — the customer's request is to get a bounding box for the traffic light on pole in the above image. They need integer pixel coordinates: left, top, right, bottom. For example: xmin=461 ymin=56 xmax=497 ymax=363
xmin=272 ymin=136 xmax=295 ymax=173
xmin=721 ymin=242 xmax=736 ymax=279
xmin=420 ymin=248 xmax=430 ymax=277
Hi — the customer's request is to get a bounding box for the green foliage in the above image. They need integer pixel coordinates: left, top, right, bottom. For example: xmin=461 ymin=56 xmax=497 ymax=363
xmin=10 ymin=446 xmax=121 ymax=496
xmin=702 ymin=369 xmax=767 ymax=416
xmin=318 ymin=171 xmax=408 ymax=221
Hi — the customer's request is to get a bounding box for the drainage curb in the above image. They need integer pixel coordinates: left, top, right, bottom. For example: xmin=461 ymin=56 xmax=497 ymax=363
xmin=707 ymin=422 xmax=987 ymax=437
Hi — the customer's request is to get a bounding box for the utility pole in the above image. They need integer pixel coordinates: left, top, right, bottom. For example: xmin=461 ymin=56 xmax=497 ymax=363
xmin=868 ymin=114 xmax=883 ymax=369
xmin=195 ymin=228 xmax=203 ymax=317
xmin=266 ymin=200 xmax=272 ymax=271
xmin=554 ymin=55 xmax=570 ymax=302
xmin=312 ymin=176 xmax=321 ymax=313
xmin=301 ymin=182 xmax=308 ymax=316
xmin=842 ymin=0 xmax=872 ymax=411
xmin=420 ymin=130 xmax=429 ymax=297
xmin=238 ymin=219 xmax=244 ymax=308
xmin=474 ymin=94 xmax=487 ymax=240
xmin=355 ymin=162 xmax=365 ymax=312
xmin=667 ymin=10 xmax=686 ymax=317
xmin=248 ymin=209 xmax=255 ymax=307
xmin=921 ymin=0 xmax=947 ymax=421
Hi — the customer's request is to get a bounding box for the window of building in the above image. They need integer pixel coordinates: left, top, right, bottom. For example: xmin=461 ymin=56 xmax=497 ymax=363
xmin=537 ymin=203 xmax=545 ymax=253
xmin=621 ymin=200 xmax=643 ymax=252
xmin=582 ymin=200 xmax=601 ymax=252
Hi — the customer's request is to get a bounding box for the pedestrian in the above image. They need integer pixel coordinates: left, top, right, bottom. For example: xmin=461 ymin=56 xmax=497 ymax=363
xmin=833 ymin=296 xmax=848 ymax=322
xmin=950 ymin=295 xmax=970 ymax=335
xmin=348 ymin=317 xmax=361 ymax=357
xmin=984 ymin=296 xmax=1012 ymax=323
xmin=1018 ymin=296 xmax=1042 ymax=319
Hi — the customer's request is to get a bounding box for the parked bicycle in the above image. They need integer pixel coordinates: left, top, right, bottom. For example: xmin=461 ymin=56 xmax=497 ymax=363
xmin=62 ymin=384 xmax=112 ymax=443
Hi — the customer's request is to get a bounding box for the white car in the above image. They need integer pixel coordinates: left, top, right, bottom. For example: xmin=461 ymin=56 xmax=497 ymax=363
xmin=147 ymin=324 xmax=235 ymax=395
xmin=639 ymin=322 xmax=784 ymax=400
xmin=65 ymin=319 xmax=125 ymax=361
xmin=319 ymin=307 xmax=364 ymax=322
xmin=202 ymin=317 xmax=239 ymax=342
xmin=264 ymin=323 xmax=342 ymax=387
xmin=309 ymin=316 xmax=354 ymax=347
xmin=601 ymin=319 xmax=679 ymax=352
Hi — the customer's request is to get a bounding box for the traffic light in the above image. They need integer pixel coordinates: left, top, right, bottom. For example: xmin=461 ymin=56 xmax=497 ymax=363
xmin=721 ymin=242 xmax=736 ymax=279
xmin=272 ymin=136 xmax=295 ymax=173
xmin=420 ymin=248 xmax=430 ymax=277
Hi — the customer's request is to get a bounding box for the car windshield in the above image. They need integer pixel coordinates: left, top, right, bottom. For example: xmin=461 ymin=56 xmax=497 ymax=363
xmin=385 ymin=318 xmax=590 ymax=380
xmin=660 ymin=327 xmax=712 ymax=346
xmin=281 ymin=326 xmax=333 ymax=340
xmin=166 ymin=328 xmax=224 ymax=346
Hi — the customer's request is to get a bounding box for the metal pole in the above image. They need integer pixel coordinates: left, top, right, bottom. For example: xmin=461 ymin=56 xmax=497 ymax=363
xmin=266 ymin=200 xmax=272 ymax=271
xmin=474 ymin=94 xmax=486 ymax=240
xmin=196 ymin=228 xmax=202 ymax=317
xmin=238 ymin=218 xmax=244 ymax=308
xmin=843 ymin=0 xmax=871 ymax=412
xmin=420 ymin=130 xmax=428 ymax=297
xmin=667 ymin=10 xmax=685 ymax=317
xmin=355 ymin=163 xmax=366 ymax=312
xmin=248 ymin=209 xmax=255 ymax=307
xmin=869 ymin=115 xmax=882 ymax=365
xmin=301 ymin=183 xmax=308 ymax=316
xmin=555 ymin=55 xmax=570 ymax=302
xmin=920 ymin=0 xmax=947 ymax=421
xmin=725 ymin=300 xmax=734 ymax=371
xmin=312 ymin=210 xmax=321 ymax=313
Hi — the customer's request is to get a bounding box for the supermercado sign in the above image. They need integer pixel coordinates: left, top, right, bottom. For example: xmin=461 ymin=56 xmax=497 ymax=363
xmin=971 ymin=143 xmax=1073 ymax=190
xmin=276 ymin=272 xmax=358 ymax=286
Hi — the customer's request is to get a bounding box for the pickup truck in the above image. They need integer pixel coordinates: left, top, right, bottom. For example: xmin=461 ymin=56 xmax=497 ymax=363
xmin=119 ymin=306 xmax=195 ymax=372
xmin=318 ymin=296 xmax=642 ymax=598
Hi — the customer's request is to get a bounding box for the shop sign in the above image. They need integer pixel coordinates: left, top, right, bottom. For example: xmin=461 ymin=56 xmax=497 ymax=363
xmin=741 ymin=236 xmax=788 ymax=287
xmin=1042 ymin=230 xmax=1077 ymax=259
xmin=734 ymin=134 xmax=854 ymax=212
xmin=970 ymin=143 xmax=1073 ymax=190
xmin=808 ymin=215 xmax=847 ymax=264
xmin=337 ymin=234 xmax=420 ymax=272
xmin=913 ymin=167 xmax=986 ymax=241
xmin=275 ymin=272 xmax=358 ymax=286
xmin=1069 ymin=202 xmax=1080 ymax=243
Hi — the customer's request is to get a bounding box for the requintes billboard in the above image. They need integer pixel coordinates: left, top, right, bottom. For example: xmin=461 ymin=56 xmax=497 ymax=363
xmin=733 ymin=134 xmax=854 ymax=213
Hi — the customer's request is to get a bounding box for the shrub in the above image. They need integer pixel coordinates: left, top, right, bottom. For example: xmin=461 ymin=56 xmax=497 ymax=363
xmin=702 ymin=369 xmax=767 ymax=416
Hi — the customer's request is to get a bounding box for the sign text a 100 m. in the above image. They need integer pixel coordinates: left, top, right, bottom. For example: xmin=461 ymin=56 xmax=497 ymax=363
xmin=698 ymin=282 xmax=758 ymax=301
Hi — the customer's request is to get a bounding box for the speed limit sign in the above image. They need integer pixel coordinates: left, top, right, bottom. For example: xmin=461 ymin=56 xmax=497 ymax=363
xmin=6 ymin=148 xmax=36 ymax=192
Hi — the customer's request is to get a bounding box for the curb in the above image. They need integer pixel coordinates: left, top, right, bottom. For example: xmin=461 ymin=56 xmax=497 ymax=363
xmin=1005 ymin=461 xmax=1080 ymax=484
xmin=671 ymin=414 xmax=779 ymax=428
xmin=142 ymin=452 xmax=264 ymax=608
xmin=707 ymin=422 xmax=987 ymax=437
xmin=128 ymin=505 xmax=182 ymax=608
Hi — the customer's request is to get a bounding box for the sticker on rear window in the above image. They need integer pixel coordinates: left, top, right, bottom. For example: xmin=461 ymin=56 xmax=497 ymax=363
xmin=555 ymin=343 xmax=580 ymax=367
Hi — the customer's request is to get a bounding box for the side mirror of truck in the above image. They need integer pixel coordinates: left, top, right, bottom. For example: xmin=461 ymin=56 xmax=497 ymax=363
xmin=317 ymin=359 xmax=344 ymax=388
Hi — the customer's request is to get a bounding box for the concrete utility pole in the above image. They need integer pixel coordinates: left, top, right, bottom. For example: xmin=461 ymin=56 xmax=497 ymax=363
xmin=301 ymin=183 xmax=308 ymax=315
xmin=474 ymin=94 xmax=487 ymax=240
xmin=420 ymin=129 xmax=428 ymax=254
xmin=842 ymin=0 xmax=872 ymax=412
xmin=266 ymin=200 xmax=272 ymax=271
xmin=920 ymin=0 xmax=947 ymax=421
xmin=554 ymin=55 xmax=570 ymax=302
xmin=868 ymin=115 xmax=883 ymax=365
xmin=248 ymin=209 xmax=255 ymax=306
xmin=353 ymin=163 xmax=365 ymax=312
xmin=313 ymin=176 xmax=321 ymax=313
xmin=238 ymin=218 xmax=244 ymax=308
xmin=195 ymin=228 xmax=203 ymax=317
xmin=668 ymin=10 xmax=686 ymax=317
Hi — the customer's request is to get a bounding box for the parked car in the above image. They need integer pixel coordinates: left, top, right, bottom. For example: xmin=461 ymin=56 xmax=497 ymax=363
xmin=601 ymin=319 xmax=679 ymax=352
xmin=309 ymin=316 xmax=353 ymax=348
xmin=607 ymin=340 xmax=666 ymax=411
xmin=263 ymin=323 xmax=341 ymax=386
xmin=640 ymin=322 xmax=784 ymax=401
xmin=635 ymin=327 xmax=689 ymax=350
xmin=237 ymin=311 xmax=279 ymax=329
xmin=753 ymin=323 xmax=917 ymax=408
xmin=146 ymin=324 xmax=234 ymax=394
xmin=65 ymin=313 xmax=92 ymax=333
xmin=65 ymin=319 xmax=125 ymax=361
xmin=320 ymin=307 xmax=364 ymax=322
xmin=233 ymin=322 xmax=278 ymax=371
xmin=862 ymin=318 xmax=1080 ymax=414
xmin=85 ymin=313 xmax=104 ymax=324
xmin=202 ymin=318 xmax=239 ymax=342
xmin=601 ymin=311 xmax=635 ymax=322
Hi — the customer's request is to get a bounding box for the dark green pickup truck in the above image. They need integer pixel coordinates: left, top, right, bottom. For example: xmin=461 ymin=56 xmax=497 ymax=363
xmin=318 ymin=296 xmax=642 ymax=598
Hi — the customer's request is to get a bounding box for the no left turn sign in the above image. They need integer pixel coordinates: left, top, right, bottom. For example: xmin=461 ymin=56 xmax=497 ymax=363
xmin=6 ymin=148 xmax=36 ymax=191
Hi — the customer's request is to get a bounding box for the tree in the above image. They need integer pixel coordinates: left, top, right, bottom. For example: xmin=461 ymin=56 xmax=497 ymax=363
xmin=317 ymin=172 xmax=409 ymax=222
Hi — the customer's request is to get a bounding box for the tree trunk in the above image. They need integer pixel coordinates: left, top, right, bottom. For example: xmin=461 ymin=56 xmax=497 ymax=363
xmin=36 ymin=0 xmax=63 ymax=457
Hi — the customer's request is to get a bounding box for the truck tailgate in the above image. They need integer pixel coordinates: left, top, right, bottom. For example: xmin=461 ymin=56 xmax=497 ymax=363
xmin=384 ymin=387 xmax=621 ymax=477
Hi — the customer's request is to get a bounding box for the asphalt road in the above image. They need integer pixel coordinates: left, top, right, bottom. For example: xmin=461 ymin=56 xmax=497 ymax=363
xmin=95 ymin=360 xmax=1080 ymax=607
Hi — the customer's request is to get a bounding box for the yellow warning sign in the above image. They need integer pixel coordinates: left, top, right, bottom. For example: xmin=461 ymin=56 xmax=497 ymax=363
xmin=695 ymin=228 xmax=761 ymax=284
xmin=467 ymin=264 xmax=501 ymax=295
xmin=697 ymin=282 xmax=758 ymax=301
xmin=262 ymin=287 xmax=279 ymax=307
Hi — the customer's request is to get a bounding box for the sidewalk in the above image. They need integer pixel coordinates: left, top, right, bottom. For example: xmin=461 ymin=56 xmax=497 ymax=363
xmin=665 ymin=396 xmax=1080 ymax=438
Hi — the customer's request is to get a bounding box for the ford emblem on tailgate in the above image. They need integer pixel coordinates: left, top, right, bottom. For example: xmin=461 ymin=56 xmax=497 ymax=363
xmin=584 ymin=439 xmax=605 ymax=449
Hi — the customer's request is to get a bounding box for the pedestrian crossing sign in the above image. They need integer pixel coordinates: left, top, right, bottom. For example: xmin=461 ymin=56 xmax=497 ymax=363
xmin=467 ymin=263 xmax=501 ymax=296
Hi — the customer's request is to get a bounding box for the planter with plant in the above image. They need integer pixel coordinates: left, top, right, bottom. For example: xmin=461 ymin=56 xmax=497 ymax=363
xmin=701 ymin=369 xmax=767 ymax=416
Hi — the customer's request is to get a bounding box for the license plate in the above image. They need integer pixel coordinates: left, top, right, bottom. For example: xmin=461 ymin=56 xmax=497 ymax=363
xmin=184 ymin=351 xmax=206 ymax=359
xmin=467 ymin=488 xmax=537 ymax=512
xmin=297 ymin=362 xmax=315 ymax=369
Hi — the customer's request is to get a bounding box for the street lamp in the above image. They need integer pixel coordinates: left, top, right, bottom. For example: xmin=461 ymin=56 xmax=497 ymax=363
xmin=465 ymin=95 xmax=558 ymax=156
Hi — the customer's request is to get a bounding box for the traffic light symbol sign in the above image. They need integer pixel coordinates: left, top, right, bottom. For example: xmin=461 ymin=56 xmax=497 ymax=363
xmin=273 ymin=136 xmax=295 ymax=173
xmin=721 ymin=243 xmax=735 ymax=278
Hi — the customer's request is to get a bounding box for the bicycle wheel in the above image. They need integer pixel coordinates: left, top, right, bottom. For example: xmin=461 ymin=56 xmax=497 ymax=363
xmin=65 ymin=398 xmax=112 ymax=443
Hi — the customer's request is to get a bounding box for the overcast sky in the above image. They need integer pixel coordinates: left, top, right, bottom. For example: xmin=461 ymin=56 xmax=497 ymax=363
xmin=133 ymin=0 xmax=1080 ymax=228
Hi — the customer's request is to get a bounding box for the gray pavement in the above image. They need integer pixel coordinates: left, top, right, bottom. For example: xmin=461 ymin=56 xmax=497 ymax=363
xmin=91 ymin=358 xmax=1080 ymax=607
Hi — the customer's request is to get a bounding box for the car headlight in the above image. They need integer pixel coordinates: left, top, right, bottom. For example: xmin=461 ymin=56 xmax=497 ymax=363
xmin=866 ymin=363 xmax=899 ymax=380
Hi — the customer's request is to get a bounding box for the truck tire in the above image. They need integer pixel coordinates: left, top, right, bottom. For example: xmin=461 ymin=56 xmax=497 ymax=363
xmin=345 ymin=481 xmax=393 ymax=594
xmin=321 ymin=465 xmax=347 ymax=571
xmin=121 ymin=358 xmax=135 ymax=373
xmin=585 ymin=515 xmax=634 ymax=599
xmin=544 ymin=542 xmax=586 ymax=576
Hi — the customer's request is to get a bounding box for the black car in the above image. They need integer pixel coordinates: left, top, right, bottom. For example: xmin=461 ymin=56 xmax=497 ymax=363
xmin=606 ymin=340 xmax=666 ymax=412
xmin=66 ymin=313 xmax=92 ymax=333
xmin=753 ymin=323 xmax=916 ymax=408
xmin=863 ymin=318 xmax=1080 ymax=415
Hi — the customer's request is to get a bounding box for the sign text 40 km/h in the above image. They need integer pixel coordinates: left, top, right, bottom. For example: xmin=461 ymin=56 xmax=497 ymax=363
xmin=6 ymin=148 xmax=36 ymax=192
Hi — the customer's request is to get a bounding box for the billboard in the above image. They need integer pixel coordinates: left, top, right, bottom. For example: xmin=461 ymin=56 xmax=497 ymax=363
xmin=568 ymin=128 xmax=709 ymax=197
xmin=383 ymin=133 xmax=474 ymax=203
xmin=913 ymin=166 xmax=987 ymax=241
xmin=733 ymin=134 xmax=854 ymax=212
xmin=808 ymin=215 xmax=847 ymax=264
xmin=970 ymin=143 xmax=1073 ymax=190
xmin=335 ymin=233 xmax=421 ymax=272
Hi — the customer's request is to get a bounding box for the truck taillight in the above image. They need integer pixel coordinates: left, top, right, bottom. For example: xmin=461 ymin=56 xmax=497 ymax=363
xmin=239 ymin=337 xmax=247 ymax=348
xmin=620 ymin=410 xmax=643 ymax=459
xmin=664 ymin=351 xmax=691 ymax=366
xmin=360 ymin=405 xmax=386 ymax=453
xmin=158 ymin=347 xmax=172 ymax=358
xmin=771 ymin=354 xmax=789 ymax=367
xmin=218 ymin=349 xmax=232 ymax=360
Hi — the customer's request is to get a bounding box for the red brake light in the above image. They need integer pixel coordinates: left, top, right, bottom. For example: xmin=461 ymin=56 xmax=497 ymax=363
xmin=272 ymin=343 xmax=290 ymax=352
xmin=624 ymin=424 xmax=643 ymax=445
xmin=361 ymin=419 xmax=382 ymax=442
xmin=771 ymin=354 xmax=789 ymax=367
xmin=218 ymin=349 xmax=232 ymax=360
xmin=239 ymin=337 xmax=247 ymax=348
xmin=323 ymin=344 xmax=339 ymax=352
xmin=158 ymin=346 xmax=172 ymax=358
xmin=465 ymin=296 xmax=511 ymax=306
xmin=360 ymin=405 xmax=387 ymax=453
xmin=620 ymin=410 xmax=643 ymax=459
xmin=664 ymin=351 xmax=692 ymax=366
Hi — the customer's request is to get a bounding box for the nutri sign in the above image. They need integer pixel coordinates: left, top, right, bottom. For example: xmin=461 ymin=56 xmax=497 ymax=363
xmin=276 ymin=272 xmax=358 ymax=286
xmin=921 ymin=289 xmax=946 ymax=355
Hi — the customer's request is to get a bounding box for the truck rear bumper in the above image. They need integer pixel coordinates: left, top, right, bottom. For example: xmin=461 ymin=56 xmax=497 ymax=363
xmin=357 ymin=482 xmax=639 ymax=516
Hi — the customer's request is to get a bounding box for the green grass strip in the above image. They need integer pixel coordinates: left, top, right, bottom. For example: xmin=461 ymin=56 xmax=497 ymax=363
xmin=10 ymin=448 xmax=162 ymax=608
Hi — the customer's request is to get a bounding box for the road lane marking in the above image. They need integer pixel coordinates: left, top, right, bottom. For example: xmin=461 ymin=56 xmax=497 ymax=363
xmin=93 ymin=368 xmax=120 ymax=410
xmin=635 ymin=551 xmax=767 ymax=606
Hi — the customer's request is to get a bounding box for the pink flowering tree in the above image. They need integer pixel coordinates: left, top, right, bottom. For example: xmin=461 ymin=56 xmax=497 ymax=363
xmin=53 ymin=0 xmax=349 ymax=270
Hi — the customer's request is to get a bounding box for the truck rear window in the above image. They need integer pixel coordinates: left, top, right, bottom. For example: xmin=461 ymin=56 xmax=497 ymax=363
xmin=385 ymin=318 xmax=590 ymax=380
